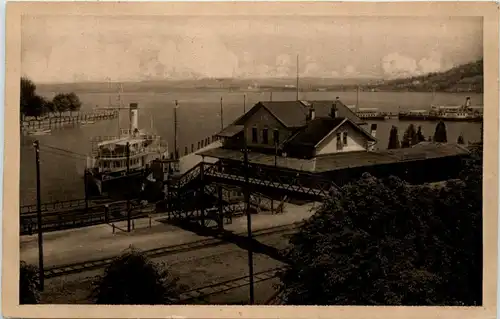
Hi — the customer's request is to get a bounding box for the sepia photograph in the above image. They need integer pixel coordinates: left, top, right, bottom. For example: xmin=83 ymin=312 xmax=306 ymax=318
xmin=3 ymin=2 xmax=499 ymax=318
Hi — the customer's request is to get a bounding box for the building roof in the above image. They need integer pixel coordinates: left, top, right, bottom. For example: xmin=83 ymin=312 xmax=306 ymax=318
xmin=232 ymin=98 xmax=363 ymax=130
xmin=217 ymin=125 xmax=244 ymax=138
xmin=304 ymin=99 xmax=363 ymax=124
xmin=286 ymin=117 xmax=345 ymax=147
xmin=285 ymin=117 xmax=377 ymax=149
xmin=198 ymin=143 xmax=470 ymax=173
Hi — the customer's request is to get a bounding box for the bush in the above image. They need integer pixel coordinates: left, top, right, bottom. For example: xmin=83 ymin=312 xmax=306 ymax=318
xmin=20 ymin=261 xmax=40 ymax=304
xmin=278 ymin=166 xmax=482 ymax=305
xmin=91 ymin=248 xmax=183 ymax=304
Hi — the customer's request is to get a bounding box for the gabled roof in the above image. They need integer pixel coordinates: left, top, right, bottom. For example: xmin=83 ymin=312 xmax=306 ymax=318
xmin=286 ymin=117 xmax=345 ymax=147
xmin=217 ymin=125 xmax=244 ymax=138
xmin=285 ymin=117 xmax=377 ymax=148
xmin=303 ymin=99 xmax=364 ymax=125
xmin=231 ymin=98 xmax=363 ymax=130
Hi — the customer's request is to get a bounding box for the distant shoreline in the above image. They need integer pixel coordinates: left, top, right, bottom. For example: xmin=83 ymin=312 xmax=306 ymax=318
xmin=36 ymin=86 xmax=483 ymax=95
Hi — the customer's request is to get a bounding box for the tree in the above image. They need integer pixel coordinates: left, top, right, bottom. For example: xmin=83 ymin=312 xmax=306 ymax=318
xmin=416 ymin=126 xmax=426 ymax=143
xmin=20 ymin=261 xmax=40 ymax=304
xmin=20 ymin=77 xmax=45 ymax=119
xmin=52 ymin=92 xmax=82 ymax=117
xmin=278 ymin=168 xmax=482 ymax=305
xmin=401 ymin=124 xmax=418 ymax=148
xmin=65 ymin=92 xmax=82 ymax=115
xmin=457 ymin=133 xmax=465 ymax=145
xmin=91 ymin=248 xmax=183 ymax=304
xmin=387 ymin=126 xmax=400 ymax=149
xmin=433 ymin=121 xmax=448 ymax=143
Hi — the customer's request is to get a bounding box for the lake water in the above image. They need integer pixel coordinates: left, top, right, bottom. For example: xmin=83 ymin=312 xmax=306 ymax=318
xmin=20 ymin=90 xmax=483 ymax=206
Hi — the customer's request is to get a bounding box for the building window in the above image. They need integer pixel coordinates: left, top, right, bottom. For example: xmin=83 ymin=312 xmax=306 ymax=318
xmin=343 ymin=131 xmax=348 ymax=145
xmin=336 ymin=133 xmax=342 ymax=151
xmin=273 ymin=129 xmax=280 ymax=145
xmin=262 ymin=128 xmax=269 ymax=144
xmin=252 ymin=127 xmax=258 ymax=143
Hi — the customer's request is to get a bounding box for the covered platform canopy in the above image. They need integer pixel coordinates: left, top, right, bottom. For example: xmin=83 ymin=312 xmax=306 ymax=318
xmin=197 ymin=143 xmax=470 ymax=174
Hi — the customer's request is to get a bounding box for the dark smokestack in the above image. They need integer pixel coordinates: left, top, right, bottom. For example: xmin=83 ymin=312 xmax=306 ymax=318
xmin=465 ymin=96 xmax=471 ymax=108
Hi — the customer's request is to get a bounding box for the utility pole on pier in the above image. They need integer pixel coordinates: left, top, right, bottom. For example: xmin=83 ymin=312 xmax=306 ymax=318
xmin=243 ymin=94 xmax=246 ymax=114
xmin=126 ymin=142 xmax=131 ymax=232
xmin=33 ymin=140 xmax=44 ymax=291
xmin=242 ymin=143 xmax=255 ymax=304
xmin=174 ymin=100 xmax=179 ymax=159
xmin=296 ymin=54 xmax=300 ymax=101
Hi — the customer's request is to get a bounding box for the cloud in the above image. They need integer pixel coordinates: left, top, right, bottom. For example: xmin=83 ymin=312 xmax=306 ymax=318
xmin=343 ymin=65 xmax=358 ymax=77
xmin=418 ymin=53 xmax=442 ymax=74
xmin=381 ymin=53 xmax=418 ymax=78
xmin=381 ymin=52 xmax=446 ymax=78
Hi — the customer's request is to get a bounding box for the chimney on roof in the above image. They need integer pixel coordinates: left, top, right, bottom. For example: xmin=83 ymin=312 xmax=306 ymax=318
xmin=330 ymin=102 xmax=338 ymax=118
xmin=308 ymin=105 xmax=316 ymax=121
xmin=369 ymin=124 xmax=377 ymax=151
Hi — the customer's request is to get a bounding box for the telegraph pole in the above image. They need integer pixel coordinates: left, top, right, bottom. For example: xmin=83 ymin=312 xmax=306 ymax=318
xmin=33 ymin=140 xmax=44 ymax=291
xmin=220 ymin=97 xmax=224 ymax=130
xmin=243 ymin=94 xmax=246 ymax=114
xmin=174 ymin=100 xmax=179 ymax=159
xmin=242 ymin=143 xmax=255 ymax=304
xmin=296 ymin=54 xmax=300 ymax=101
xmin=126 ymin=142 xmax=131 ymax=232
xmin=270 ymin=91 xmax=273 ymax=101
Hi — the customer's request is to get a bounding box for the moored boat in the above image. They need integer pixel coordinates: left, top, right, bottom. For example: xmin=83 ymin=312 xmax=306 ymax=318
xmin=26 ymin=128 xmax=52 ymax=136
xmin=84 ymin=103 xmax=169 ymax=199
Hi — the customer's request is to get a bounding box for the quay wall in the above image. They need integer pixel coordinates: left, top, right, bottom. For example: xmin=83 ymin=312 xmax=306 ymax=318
xmin=21 ymin=110 xmax=118 ymax=132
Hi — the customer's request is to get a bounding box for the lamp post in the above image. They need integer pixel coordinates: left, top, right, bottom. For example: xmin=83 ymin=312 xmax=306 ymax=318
xmin=33 ymin=140 xmax=44 ymax=291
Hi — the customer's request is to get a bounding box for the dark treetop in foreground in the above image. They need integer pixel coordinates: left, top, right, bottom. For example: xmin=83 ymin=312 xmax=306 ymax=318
xmin=278 ymin=146 xmax=482 ymax=305
xmin=19 ymin=261 xmax=40 ymax=304
xmin=91 ymin=248 xmax=183 ymax=305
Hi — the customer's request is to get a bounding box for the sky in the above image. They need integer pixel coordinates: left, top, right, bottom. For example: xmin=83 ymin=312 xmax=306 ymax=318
xmin=21 ymin=15 xmax=483 ymax=83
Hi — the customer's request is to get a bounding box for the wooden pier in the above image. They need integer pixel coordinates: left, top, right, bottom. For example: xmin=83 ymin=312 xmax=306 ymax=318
xmin=21 ymin=110 xmax=118 ymax=133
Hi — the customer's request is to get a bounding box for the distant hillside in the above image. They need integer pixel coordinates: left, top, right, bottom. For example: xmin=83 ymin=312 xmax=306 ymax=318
xmin=35 ymin=59 xmax=482 ymax=94
xmin=362 ymin=59 xmax=483 ymax=93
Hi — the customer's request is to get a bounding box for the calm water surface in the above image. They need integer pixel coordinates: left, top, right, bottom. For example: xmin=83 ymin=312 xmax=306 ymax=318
xmin=20 ymin=91 xmax=483 ymax=206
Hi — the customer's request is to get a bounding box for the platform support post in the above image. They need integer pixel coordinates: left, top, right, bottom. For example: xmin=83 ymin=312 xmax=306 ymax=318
xmin=33 ymin=140 xmax=44 ymax=291
xmin=242 ymin=146 xmax=255 ymax=305
xmin=217 ymin=184 xmax=224 ymax=231
xmin=199 ymin=163 xmax=205 ymax=227
xmin=126 ymin=142 xmax=131 ymax=232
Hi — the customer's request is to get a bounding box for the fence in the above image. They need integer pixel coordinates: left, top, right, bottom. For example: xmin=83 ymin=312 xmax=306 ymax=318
xmin=21 ymin=110 xmax=118 ymax=132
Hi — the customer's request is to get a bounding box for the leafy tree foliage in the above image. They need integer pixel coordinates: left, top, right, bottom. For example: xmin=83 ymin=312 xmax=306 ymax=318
xmin=401 ymin=124 xmax=418 ymax=148
xmin=387 ymin=126 xmax=400 ymax=149
xmin=433 ymin=121 xmax=448 ymax=143
xmin=278 ymin=160 xmax=482 ymax=305
xmin=52 ymin=92 xmax=82 ymax=116
xmin=20 ymin=77 xmax=81 ymax=118
xmin=20 ymin=77 xmax=46 ymax=119
xmin=20 ymin=261 xmax=40 ymax=304
xmin=416 ymin=126 xmax=426 ymax=143
xmin=91 ymin=248 xmax=183 ymax=304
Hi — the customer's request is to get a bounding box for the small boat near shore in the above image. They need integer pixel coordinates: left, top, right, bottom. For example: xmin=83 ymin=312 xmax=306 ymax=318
xmin=348 ymin=105 xmax=389 ymax=121
xmin=26 ymin=129 xmax=52 ymax=136
xmin=80 ymin=120 xmax=96 ymax=126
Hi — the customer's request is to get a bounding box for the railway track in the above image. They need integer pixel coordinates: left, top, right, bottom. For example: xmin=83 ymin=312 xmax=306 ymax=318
xmin=177 ymin=267 xmax=284 ymax=303
xmin=44 ymin=222 xmax=303 ymax=279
